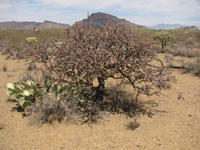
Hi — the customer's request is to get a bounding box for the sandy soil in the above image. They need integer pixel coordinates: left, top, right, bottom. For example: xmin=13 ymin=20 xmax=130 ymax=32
xmin=0 ymin=54 xmax=200 ymax=150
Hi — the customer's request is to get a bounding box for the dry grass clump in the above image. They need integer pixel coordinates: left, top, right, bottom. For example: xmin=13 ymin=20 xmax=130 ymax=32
xmin=184 ymin=58 xmax=200 ymax=76
xmin=1 ymin=45 xmax=29 ymax=60
xmin=126 ymin=119 xmax=140 ymax=130
xmin=152 ymin=44 xmax=165 ymax=53
xmin=1 ymin=47 xmax=15 ymax=59
xmin=26 ymin=62 xmax=37 ymax=71
xmin=164 ymin=54 xmax=186 ymax=70
xmin=165 ymin=54 xmax=175 ymax=67
xmin=27 ymin=93 xmax=79 ymax=124
xmin=0 ymin=123 xmax=6 ymax=130
xmin=166 ymin=47 xmax=200 ymax=58
xmin=3 ymin=64 xmax=7 ymax=72
xmin=18 ymin=61 xmax=39 ymax=82
xmin=156 ymin=80 xmax=172 ymax=89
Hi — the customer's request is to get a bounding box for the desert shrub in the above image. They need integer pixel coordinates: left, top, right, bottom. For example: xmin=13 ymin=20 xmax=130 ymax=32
xmin=27 ymin=24 xmax=174 ymax=122
xmin=152 ymin=44 xmax=165 ymax=53
xmin=26 ymin=62 xmax=37 ymax=71
xmin=19 ymin=71 xmax=38 ymax=82
xmin=1 ymin=42 xmax=32 ymax=60
xmin=126 ymin=119 xmax=140 ymax=130
xmin=1 ymin=47 xmax=15 ymax=58
xmin=184 ymin=58 xmax=200 ymax=76
xmin=166 ymin=47 xmax=200 ymax=58
xmin=165 ymin=54 xmax=174 ymax=66
xmin=161 ymin=81 xmax=171 ymax=89
xmin=3 ymin=64 xmax=7 ymax=72
xmin=19 ymin=63 xmax=40 ymax=83
xmin=27 ymin=92 xmax=79 ymax=124
xmin=26 ymin=81 xmax=101 ymax=123
xmin=164 ymin=54 xmax=186 ymax=70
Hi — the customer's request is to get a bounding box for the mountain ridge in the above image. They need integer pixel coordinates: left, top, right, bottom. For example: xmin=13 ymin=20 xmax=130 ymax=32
xmin=1 ymin=13 xmax=198 ymax=30
xmin=149 ymin=23 xmax=199 ymax=30
xmin=74 ymin=12 xmax=148 ymax=30
xmin=0 ymin=20 xmax=70 ymax=29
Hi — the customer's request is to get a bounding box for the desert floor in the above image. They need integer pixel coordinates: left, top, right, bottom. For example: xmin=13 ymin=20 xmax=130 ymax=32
xmin=0 ymin=54 xmax=200 ymax=150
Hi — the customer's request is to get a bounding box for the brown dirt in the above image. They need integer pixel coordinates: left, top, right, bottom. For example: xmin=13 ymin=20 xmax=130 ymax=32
xmin=0 ymin=54 xmax=200 ymax=150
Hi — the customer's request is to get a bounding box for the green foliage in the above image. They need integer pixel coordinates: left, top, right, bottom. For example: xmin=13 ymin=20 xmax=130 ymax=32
xmin=25 ymin=37 xmax=37 ymax=44
xmin=6 ymin=73 xmax=92 ymax=112
xmin=154 ymin=31 xmax=173 ymax=49
xmin=69 ymin=83 xmax=93 ymax=103
xmin=7 ymin=80 xmax=42 ymax=110
xmin=42 ymin=78 xmax=93 ymax=104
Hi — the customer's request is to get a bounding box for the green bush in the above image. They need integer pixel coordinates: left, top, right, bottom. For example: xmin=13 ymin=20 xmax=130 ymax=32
xmin=6 ymin=25 xmax=175 ymax=123
xmin=28 ymin=24 xmax=174 ymax=123
xmin=7 ymin=80 xmax=42 ymax=110
xmin=154 ymin=31 xmax=173 ymax=50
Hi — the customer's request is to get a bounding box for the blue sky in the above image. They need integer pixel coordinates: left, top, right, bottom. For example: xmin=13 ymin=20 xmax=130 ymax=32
xmin=0 ymin=0 xmax=200 ymax=27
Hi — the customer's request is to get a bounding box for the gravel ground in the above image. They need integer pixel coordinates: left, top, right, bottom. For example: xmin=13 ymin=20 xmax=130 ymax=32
xmin=0 ymin=54 xmax=200 ymax=150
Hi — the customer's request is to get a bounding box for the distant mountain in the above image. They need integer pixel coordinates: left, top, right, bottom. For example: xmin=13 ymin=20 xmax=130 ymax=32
xmin=149 ymin=24 xmax=188 ymax=30
xmin=0 ymin=21 xmax=40 ymax=29
xmin=74 ymin=12 xmax=147 ymax=30
xmin=0 ymin=20 xmax=70 ymax=29
xmin=176 ymin=26 xmax=199 ymax=31
xmin=38 ymin=20 xmax=70 ymax=29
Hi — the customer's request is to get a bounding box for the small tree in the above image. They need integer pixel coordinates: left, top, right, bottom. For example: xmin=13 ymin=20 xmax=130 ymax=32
xmin=154 ymin=31 xmax=173 ymax=50
xmin=30 ymin=24 xmax=174 ymax=120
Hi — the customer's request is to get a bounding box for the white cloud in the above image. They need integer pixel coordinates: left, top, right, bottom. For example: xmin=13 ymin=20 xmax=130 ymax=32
xmin=0 ymin=3 xmax=12 ymax=10
xmin=36 ymin=0 xmax=200 ymax=25
xmin=38 ymin=0 xmax=120 ymax=9
xmin=0 ymin=0 xmax=13 ymax=10
xmin=37 ymin=0 xmax=200 ymax=13
xmin=0 ymin=0 xmax=200 ymax=26
xmin=0 ymin=0 xmax=85 ymax=24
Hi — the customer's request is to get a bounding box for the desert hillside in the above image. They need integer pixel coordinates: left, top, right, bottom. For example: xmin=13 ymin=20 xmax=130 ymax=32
xmin=75 ymin=12 xmax=147 ymax=30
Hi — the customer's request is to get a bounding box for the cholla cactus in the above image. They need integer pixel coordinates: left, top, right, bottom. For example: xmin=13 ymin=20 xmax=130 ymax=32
xmin=26 ymin=37 xmax=37 ymax=44
xmin=154 ymin=31 xmax=173 ymax=49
